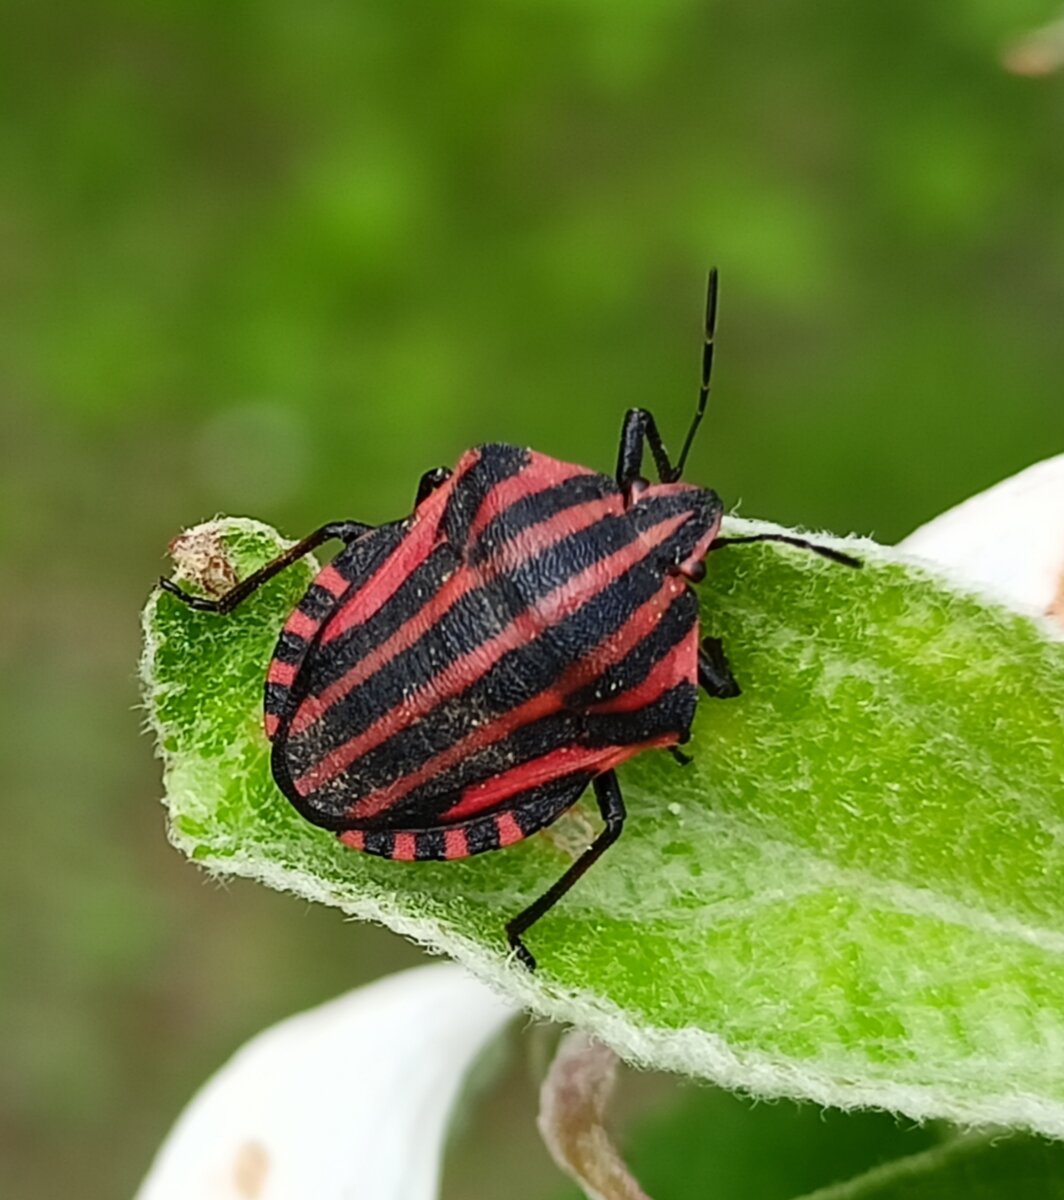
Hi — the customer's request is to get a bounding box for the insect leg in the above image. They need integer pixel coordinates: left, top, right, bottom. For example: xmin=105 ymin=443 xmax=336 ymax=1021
xmin=159 ymin=521 xmax=372 ymax=614
xmin=616 ymin=407 xmax=676 ymax=487
xmin=699 ymin=635 xmax=741 ymax=699
xmin=709 ymin=534 xmax=861 ymax=569
xmin=506 ymin=772 xmax=626 ymax=971
xmin=414 ymin=466 xmax=453 ymax=508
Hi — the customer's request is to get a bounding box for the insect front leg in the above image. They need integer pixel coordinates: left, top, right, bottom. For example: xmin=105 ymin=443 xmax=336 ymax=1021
xmin=505 ymin=771 xmax=626 ymax=971
xmin=160 ymin=521 xmax=372 ymax=614
xmin=616 ymin=407 xmax=677 ymax=489
xmin=615 ymin=269 xmax=719 ymax=488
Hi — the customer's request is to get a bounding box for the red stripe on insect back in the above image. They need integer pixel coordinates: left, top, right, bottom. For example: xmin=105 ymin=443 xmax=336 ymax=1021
xmin=296 ymin=609 xmax=555 ymax=797
xmin=587 ymin=619 xmax=699 ymax=716
xmin=264 ymin=713 xmax=280 ymax=738
xmin=315 ymin=564 xmax=349 ymax=598
xmin=445 ymin=744 xmax=650 ymax=822
xmin=497 ymin=494 xmax=620 ymax=569
xmin=267 ymin=659 xmax=298 ymax=686
xmin=319 ymin=480 xmax=455 ymax=647
xmin=495 ymin=812 xmax=524 ymax=847
xmin=283 ymin=608 xmax=321 ymax=641
xmin=465 ymin=456 xmax=598 ymax=543
xmin=297 ymin=512 xmax=691 ymax=808
xmin=562 ymin=579 xmax=674 ymax=691
xmin=338 ymin=829 xmax=365 ymax=851
xmin=444 ymin=827 xmax=469 ymax=858
xmin=290 ymin=495 xmax=622 ymax=736
xmin=392 ymin=832 xmax=418 ymax=861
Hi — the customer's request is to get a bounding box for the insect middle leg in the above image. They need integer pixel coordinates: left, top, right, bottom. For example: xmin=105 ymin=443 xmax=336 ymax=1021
xmin=671 ymin=637 xmax=740 ymax=771
xmin=506 ymin=771 xmax=626 ymax=971
xmin=160 ymin=521 xmax=372 ymax=614
xmin=699 ymin=634 xmax=741 ymax=698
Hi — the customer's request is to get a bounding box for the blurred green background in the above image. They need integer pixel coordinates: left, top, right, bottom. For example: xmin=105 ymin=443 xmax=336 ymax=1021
xmin=3 ymin=1 xmax=1064 ymax=1196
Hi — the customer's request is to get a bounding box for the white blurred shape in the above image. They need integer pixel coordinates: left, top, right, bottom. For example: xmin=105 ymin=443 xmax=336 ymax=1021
xmin=1002 ymin=14 xmax=1064 ymax=76
xmin=136 ymin=964 xmax=514 ymax=1200
xmin=899 ymin=452 xmax=1064 ymax=621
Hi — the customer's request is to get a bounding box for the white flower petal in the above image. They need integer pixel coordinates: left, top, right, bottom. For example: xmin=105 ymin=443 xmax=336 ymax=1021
xmin=899 ymin=451 xmax=1064 ymax=622
xmin=136 ymin=963 xmax=514 ymax=1200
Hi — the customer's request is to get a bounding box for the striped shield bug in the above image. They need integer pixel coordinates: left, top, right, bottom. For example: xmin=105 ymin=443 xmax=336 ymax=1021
xmin=161 ymin=272 xmax=859 ymax=969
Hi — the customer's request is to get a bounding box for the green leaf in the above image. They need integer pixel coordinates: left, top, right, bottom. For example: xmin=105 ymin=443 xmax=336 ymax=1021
xmin=141 ymin=516 xmax=1064 ymax=1136
xmin=793 ymin=1136 xmax=1064 ymax=1200
xmin=546 ymin=1082 xmax=939 ymax=1200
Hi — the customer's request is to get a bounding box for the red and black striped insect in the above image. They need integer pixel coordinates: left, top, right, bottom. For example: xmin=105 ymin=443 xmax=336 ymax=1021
xmin=162 ymin=272 xmax=858 ymax=969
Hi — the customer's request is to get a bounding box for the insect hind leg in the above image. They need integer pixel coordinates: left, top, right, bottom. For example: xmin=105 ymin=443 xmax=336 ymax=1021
xmin=337 ymin=775 xmax=609 ymax=969
xmin=506 ymin=771 xmax=626 ymax=971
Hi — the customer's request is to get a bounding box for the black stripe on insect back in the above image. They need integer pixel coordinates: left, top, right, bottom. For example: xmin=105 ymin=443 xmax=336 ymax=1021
xmin=300 ymin=582 xmax=344 ymax=621
xmin=265 ymin=521 xmax=408 ymax=733
xmin=441 ymin=444 xmax=530 ymax=547
xmin=264 ymin=682 xmax=292 ymax=718
xmin=582 ymin=681 xmax=697 ymax=748
xmin=306 ymin=542 xmax=461 ymax=694
xmin=439 ymin=778 xmax=590 ymax=854
xmin=566 ymin=587 xmax=698 ymax=709
xmin=312 ymin=550 xmax=671 ymax=779
xmin=272 ymin=629 xmax=310 ymax=665
xmin=286 ymin=515 xmax=668 ymax=773
xmin=467 ymin=471 xmax=616 ymax=566
xmin=353 ymin=711 xmax=583 ymax=828
xmin=289 ymin=505 xmax=651 ymax=743
xmin=362 ymin=684 xmax=693 ymax=832
xmin=362 ymin=780 xmax=583 ymax=858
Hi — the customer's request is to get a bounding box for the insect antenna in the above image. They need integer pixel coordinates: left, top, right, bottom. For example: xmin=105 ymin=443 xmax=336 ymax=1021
xmin=671 ymin=266 xmax=719 ymax=481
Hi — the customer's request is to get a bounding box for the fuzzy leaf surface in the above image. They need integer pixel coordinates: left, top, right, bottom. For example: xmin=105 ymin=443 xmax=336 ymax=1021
xmin=142 ymin=517 xmax=1064 ymax=1135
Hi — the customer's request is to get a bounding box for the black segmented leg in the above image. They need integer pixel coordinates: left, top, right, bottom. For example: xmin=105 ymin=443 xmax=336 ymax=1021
xmin=699 ymin=635 xmax=741 ymax=698
xmin=616 ymin=407 xmax=676 ymax=488
xmin=669 ymin=747 xmax=693 ymax=767
xmin=709 ymin=534 xmax=861 ymax=569
xmin=615 ymin=269 xmax=720 ymax=488
xmin=414 ymin=466 xmax=453 ymax=508
xmin=506 ymin=771 xmax=626 ymax=971
xmin=159 ymin=521 xmax=372 ymax=614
